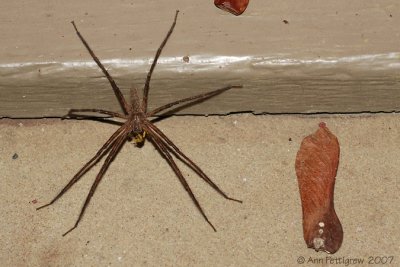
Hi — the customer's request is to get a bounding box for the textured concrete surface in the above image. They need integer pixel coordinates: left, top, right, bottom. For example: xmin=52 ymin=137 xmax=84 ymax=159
xmin=1 ymin=114 xmax=399 ymax=266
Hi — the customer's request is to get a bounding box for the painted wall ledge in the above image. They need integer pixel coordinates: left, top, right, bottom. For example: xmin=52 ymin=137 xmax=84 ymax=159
xmin=1 ymin=1 xmax=399 ymax=117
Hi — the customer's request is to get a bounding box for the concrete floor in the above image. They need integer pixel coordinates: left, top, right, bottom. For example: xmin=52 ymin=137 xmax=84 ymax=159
xmin=1 ymin=114 xmax=399 ymax=266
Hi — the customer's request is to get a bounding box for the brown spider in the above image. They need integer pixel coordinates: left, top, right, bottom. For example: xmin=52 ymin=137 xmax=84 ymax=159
xmin=37 ymin=10 xmax=242 ymax=236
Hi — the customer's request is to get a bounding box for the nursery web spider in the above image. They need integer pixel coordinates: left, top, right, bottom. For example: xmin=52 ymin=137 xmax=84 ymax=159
xmin=37 ymin=10 xmax=242 ymax=236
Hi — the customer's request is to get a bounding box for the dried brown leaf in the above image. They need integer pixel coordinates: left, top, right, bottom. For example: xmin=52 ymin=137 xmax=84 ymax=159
xmin=214 ymin=0 xmax=250 ymax=16
xmin=295 ymin=122 xmax=343 ymax=254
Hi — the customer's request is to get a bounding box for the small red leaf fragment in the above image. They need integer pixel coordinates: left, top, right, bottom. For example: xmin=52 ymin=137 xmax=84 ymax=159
xmin=295 ymin=122 xmax=343 ymax=254
xmin=214 ymin=0 xmax=250 ymax=16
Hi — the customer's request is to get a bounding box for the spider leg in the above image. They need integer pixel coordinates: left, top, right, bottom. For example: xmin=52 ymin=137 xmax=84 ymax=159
xmin=144 ymin=125 xmax=217 ymax=232
xmin=63 ymin=131 xmax=128 ymax=236
xmin=64 ymin=109 xmax=128 ymax=119
xmin=71 ymin=21 xmax=130 ymax=114
xmin=145 ymin=122 xmax=242 ymax=203
xmin=36 ymin=125 xmax=126 ymax=211
xmin=142 ymin=10 xmax=179 ymax=113
xmin=148 ymin=85 xmax=242 ymax=117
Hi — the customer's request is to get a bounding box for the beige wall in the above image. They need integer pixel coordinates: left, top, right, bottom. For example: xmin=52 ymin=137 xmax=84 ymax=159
xmin=1 ymin=1 xmax=399 ymax=117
